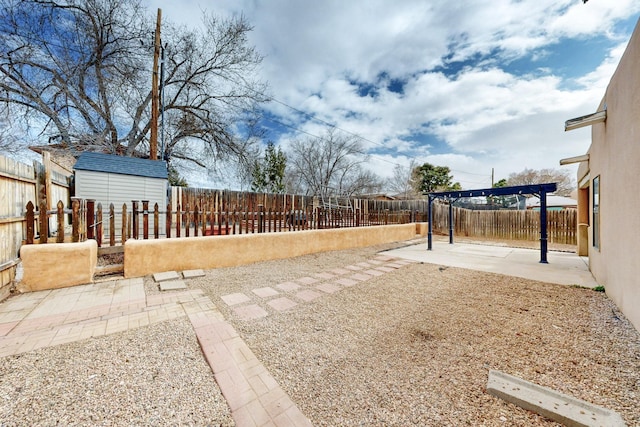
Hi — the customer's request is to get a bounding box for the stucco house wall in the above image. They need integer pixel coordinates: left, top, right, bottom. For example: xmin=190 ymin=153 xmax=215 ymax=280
xmin=576 ymin=18 xmax=640 ymax=331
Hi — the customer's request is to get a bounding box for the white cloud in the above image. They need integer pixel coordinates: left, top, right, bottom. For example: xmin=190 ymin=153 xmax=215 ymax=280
xmin=147 ymin=0 xmax=640 ymax=190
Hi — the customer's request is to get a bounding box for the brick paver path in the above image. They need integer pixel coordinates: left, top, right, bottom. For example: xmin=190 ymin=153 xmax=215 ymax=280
xmin=0 ymin=276 xmax=312 ymax=426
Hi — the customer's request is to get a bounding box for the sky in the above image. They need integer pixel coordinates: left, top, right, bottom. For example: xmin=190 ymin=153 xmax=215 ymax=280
xmin=149 ymin=0 xmax=640 ymax=190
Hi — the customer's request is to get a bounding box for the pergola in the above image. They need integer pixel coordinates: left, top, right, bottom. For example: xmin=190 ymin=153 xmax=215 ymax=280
xmin=426 ymin=183 xmax=558 ymax=263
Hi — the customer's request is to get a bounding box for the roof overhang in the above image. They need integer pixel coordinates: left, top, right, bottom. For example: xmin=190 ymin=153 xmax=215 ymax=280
xmin=565 ymin=110 xmax=606 ymax=131
xmin=559 ymin=153 xmax=589 ymax=165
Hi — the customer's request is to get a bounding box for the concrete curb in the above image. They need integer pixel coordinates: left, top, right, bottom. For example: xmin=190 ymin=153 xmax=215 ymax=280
xmin=487 ymin=370 xmax=626 ymax=427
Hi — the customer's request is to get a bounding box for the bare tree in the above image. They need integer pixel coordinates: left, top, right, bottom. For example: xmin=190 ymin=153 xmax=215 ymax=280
xmin=0 ymin=0 xmax=267 ymax=171
xmin=385 ymin=160 xmax=421 ymax=199
xmin=286 ymin=129 xmax=382 ymax=199
xmin=507 ymin=168 xmax=575 ymax=196
xmin=0 ymin=107 xmax=20 ymax=154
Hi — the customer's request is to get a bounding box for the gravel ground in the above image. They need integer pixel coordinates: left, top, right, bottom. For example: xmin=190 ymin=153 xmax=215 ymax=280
xmin=2 ymin=238 xmax=639 ymax=426
xmin=0 ymin=317 xmax=234 ymax=426
xmin=190 ymin=240 xmax=640 ymax=426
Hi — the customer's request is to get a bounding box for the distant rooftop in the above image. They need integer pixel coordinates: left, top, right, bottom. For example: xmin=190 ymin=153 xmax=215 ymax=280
xmin=74 ymin=152 xmax=167 ymax=179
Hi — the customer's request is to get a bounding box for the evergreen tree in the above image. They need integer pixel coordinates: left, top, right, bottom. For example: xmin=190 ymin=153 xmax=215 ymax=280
xmin=250 ymin=141 xmax=287 ymax=193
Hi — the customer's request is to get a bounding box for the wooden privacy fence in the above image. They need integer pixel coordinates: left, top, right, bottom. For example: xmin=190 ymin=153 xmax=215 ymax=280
xmin=1 ymin=153 xmax=71 ymax=295
xmin=24 ymin=199 xmax=420 ymax=247
xmin=171 ymin=187 xmax=431 ymax=221
xmin=430 ymin=203 xmax=577 ymax=245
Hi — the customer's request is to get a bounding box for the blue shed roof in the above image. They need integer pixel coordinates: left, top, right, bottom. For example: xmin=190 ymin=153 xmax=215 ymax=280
xmin=74 ymin=152 xmax=168 ymax=179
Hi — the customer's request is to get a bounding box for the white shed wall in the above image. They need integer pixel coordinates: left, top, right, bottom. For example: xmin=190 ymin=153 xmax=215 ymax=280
xmin=75 ymin=170 xmax=167 ymax=240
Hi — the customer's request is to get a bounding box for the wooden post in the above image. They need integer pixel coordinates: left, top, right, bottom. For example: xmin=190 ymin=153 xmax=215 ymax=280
xmin=184 ymin=204 xmax=190 ymax=237
xmin=165 ymin=203 xmax=172 ymax=238
xmin=38 ymin=201 xmax=48 ymax=244
xmin=96 ymin=203 xmax=103 ymax=247
xmin=122 ymin=203 xmax=128 ymax=243
xmin=132 ymin=200 xmax=139 ymax=239
xmin=150 ymin=8 xmax=161 ymax=160
xmin=176 ymin=202 xmax=181 ymax=238
xmin=86 ymin=199 xmax=95 ymax=240
xmin=154 ymin=203 xmax=159 ymax=239
xmin=194 ymin=204 xmax=199 ymax=237
xmin=142 ymin=200 xmax=149 ymax=239
xmin=25 ymin=201 xmax=35 ymax=244
xmin=258 ymin=204 xmax=264 ymax=233
xmin=72 ymin=199 xmax=80 ymax=242
xmin=109 ymin=203 xmax=115 ymax=246
xmin=56 ymin=200 xmax=64 ymax=243
xmin=232 ymin=209 xmax=237 ymax=235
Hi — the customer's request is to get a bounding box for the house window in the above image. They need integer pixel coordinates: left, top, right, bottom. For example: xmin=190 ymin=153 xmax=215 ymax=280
xmin=593 ymin=175 xmax=600 ymax=249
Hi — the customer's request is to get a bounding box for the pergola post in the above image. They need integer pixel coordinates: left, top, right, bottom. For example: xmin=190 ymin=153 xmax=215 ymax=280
xmin=539 ymin=190 xmax=548 ymax=263
xmin=448 ymin=201 xmax=454 ymax=244
xmin=427 ymin=196 xmax=433 ymax=250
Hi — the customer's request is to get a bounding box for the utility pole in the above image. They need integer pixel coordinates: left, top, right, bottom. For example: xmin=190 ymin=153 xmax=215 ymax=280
xmin=491 ymin=167 xmax=494 ymax=187
xmin=150 ymin=8 xmax=162 ymax=160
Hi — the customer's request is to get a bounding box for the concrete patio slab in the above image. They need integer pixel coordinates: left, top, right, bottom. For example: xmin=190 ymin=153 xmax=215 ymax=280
xmin=159 ymin=280 xmax=187 ymax=291
xmin=233 ymin=304 xmax=269 ymax=321
xmin=364 ymin=269 xmax=384 ymax=277
xmin=221 ymin=293 xmax=251 ymax=306
xmin=335 ymin=278 xmax=358 ymax=287
xmin=295 ymin=290 xmax=322 ymax=302
xmin=276 ymin=282 xmax=301 ymax=292
xmin=349 ymin=273 xmax=372 ymax=282
xmin=182 ymin=269 xmax=206 ymax=279
xmin=153 ymin=271 xmax=181 ymax=282
xmin=316 ymin=283 xmax=341 ymax=294
xmin=252 ymin=287 xmax=280 ymax=298
xmin=296 ymin=277 xmax=319 ymax=285
xmin=382 ymin=241 xmax=598 ymax=287
xmin=267 ymin=297 xmax=298 ymax=312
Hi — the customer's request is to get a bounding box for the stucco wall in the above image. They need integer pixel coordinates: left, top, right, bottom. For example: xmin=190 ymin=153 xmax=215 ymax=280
xmin=585 ymin=18 xmax=640 ymax=331
xmin=125 ymin=223 xmax=417 ymax=278
xmin=18 ymin=240 xmax=97 ymax=292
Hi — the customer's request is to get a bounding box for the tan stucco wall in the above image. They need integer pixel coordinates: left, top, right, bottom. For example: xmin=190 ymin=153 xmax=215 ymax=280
xmin=584 ymin=18 xmax=640 ymax=331
xmin=415 ymin=222 xmax=429 ymax=236
xmin=18 ymin=240 xmax=97 ymax=292
xmin=125 ymin=223 xmax=416 ymax=278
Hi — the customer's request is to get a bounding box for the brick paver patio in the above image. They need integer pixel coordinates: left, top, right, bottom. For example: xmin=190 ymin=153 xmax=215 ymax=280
xmin=0 ymin=254 xmax=413 ymax=426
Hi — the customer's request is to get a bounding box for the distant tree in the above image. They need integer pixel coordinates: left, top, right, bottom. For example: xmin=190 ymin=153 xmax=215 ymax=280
xmin=340 ymin=168 xmax=384 ymax=196
xmin=487 ymin=178 xmax=510 ymax=208
xmin=507 ymin=168 xmax=574 ymax=196
xmin=168 ymin=165 xmax=188 ymax=187
xmin=386 ymin=160 xmax=421 ymax=199
xmin=286 ymin=129 xmax=383 ymax=198
xmin=250 ymin=141 xmax=286 ymax=193
xmin=412 ymin=162 xmax=461 ymax=194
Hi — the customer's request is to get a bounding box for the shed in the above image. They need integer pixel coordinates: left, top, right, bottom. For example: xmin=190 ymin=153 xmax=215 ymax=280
xmin=74 ymin=152 xmax=168 ymax=238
